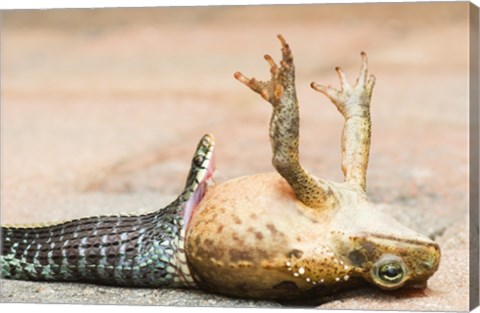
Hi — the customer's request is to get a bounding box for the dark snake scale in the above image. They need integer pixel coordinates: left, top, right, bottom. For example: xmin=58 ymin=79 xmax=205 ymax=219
xmin=1 ymin=134 xmax=215 ymax=288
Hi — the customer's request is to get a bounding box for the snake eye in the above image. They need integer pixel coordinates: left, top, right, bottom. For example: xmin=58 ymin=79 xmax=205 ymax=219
xmin=202 ymin=138 xmax=211 ymax=146
xmin=378 ymin=263 xmax=403 ymax=284
xmin=193 ymin=155 xmax=205 ymax=167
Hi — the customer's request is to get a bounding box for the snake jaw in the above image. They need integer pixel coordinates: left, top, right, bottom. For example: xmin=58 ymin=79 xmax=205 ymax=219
xmin=182 ymin=143 xmax=216 ymax=231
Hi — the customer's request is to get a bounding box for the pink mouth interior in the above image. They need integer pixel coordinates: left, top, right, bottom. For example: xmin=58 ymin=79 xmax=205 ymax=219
xmin=182 ymin=149 xmax=216 ymax=230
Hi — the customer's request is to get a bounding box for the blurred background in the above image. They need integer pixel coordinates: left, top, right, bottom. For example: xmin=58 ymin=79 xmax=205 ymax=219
xmin=1 ymin=3 xmax=472 ymax=310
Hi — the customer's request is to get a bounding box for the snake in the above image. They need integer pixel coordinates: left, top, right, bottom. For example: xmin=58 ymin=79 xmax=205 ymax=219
xmin=1 ymin=134 xmax=215 ymax=288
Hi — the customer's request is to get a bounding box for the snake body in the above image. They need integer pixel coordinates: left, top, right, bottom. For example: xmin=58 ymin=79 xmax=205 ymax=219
xmin=1 ymin=134 xmax=215 ymax=288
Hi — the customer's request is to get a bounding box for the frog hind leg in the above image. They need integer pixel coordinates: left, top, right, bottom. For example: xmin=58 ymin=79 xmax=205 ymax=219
xmin=234 ymin=35 xmax=338 ymax=210
xmin=311 ymin=52 xmax=375 ymax=192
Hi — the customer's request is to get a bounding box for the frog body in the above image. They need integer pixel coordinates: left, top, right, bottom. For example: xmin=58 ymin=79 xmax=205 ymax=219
xmin=186 ymin=173 xmax=439 ymax=299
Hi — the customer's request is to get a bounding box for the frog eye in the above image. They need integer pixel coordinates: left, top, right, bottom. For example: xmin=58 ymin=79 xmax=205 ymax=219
xmin=371 ymin=254 xmax=407 ymax=289
xmin=378 ymin=263 xmax=403 ymax=284
xmin=193 ymin=155 xmax=205 ymax=167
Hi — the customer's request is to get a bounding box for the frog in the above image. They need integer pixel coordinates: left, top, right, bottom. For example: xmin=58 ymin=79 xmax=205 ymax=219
xmin=185 ymin=35 xmax=440 ymax=300
xmin=1 ymin=35 xmax=440 ymax=303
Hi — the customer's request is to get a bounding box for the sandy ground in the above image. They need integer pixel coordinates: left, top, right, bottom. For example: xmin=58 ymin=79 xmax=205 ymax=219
xmin=0 ymin=3 xmax=474 ymax=311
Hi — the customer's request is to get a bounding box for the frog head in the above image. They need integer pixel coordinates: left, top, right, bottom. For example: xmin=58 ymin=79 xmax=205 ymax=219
xmin=348 ymin=239 xmax=439 ymax=291
xmin=329 ymin=202 xmax=441 ymax=291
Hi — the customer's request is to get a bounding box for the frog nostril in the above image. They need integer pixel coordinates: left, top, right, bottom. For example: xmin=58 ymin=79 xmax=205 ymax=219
xmin=422 ymin=261 xmax=433 ymax=270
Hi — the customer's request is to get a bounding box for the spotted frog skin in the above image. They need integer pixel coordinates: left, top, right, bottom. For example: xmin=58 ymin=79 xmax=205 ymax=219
xmin=1 ymin=35 xmax=440 ymax=302
xmin=185 ymin=35 xmax=440 ymax=300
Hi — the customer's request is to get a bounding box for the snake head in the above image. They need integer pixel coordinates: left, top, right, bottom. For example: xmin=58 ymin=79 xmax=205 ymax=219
xmin=181 ymin=134 xmax=216 ymax=231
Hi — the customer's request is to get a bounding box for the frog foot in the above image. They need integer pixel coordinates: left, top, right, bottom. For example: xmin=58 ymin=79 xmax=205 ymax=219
xmin=311 ymin=52 xmax=376 ymax=191
xmin=311 ymin=52 xmax=375 ymax=118
xmin=234 ymin=34 xmax=294 ymax=108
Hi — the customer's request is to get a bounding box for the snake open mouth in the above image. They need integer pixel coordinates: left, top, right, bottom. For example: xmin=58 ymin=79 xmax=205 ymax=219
xmin=182 ymin=134 xmax=216 ymax=230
